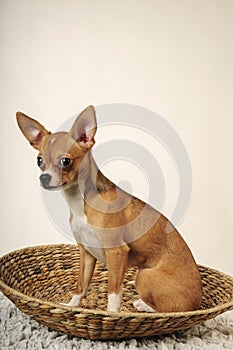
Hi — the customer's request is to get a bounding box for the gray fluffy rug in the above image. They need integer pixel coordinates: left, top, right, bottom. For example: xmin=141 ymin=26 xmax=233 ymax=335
xmin=0 ymin=293 xmax=232 ymax=350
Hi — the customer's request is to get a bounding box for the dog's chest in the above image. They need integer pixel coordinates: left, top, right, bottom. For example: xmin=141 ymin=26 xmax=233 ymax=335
xmin=64 ymin=187 xmax=106 ymax=264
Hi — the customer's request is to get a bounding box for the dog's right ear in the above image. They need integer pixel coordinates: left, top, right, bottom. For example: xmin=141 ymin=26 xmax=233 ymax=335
xmin=16 ymin=112 xmax=50 ymax=150
xmin=69 ymin=105 xmax=97 ymax=151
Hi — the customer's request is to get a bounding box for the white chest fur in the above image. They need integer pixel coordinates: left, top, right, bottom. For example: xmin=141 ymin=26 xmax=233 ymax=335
xmin=64 ymin=186 xmax=106 ymax=264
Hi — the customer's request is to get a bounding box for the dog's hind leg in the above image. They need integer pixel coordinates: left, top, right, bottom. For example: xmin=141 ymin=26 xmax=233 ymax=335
xmin=134 ymin=268 xmax=157 ymax=312
xmin=133 ymin=299 xmax=155 ymax=312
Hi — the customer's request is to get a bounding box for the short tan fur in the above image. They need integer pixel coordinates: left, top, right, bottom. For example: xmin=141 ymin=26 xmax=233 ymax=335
xmin=16 ymin=106 xmax=202 ymax=313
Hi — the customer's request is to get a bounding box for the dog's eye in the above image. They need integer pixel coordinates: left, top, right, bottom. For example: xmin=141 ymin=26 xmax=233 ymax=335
xmin=59 ymin=157 xmax=71 ymax=168
xmin=37 ymin=157 xmax=43 ymax=167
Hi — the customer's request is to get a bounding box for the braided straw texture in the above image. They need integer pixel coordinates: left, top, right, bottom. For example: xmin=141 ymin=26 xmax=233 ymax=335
xmin=0 ymin=244 xmax=233 ymax=340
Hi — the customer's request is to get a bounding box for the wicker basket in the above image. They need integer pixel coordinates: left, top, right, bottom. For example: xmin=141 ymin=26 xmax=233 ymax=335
xmin=0 ymin=244 xmax=233 ymax=340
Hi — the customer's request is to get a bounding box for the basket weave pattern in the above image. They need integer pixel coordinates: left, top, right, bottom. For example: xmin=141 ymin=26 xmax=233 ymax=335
xmin=1 ymin=244 xmax=233 ymax=340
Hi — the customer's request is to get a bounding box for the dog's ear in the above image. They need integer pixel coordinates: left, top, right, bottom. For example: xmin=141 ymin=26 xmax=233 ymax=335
xmin=16 ymin=112 xmax=50 ymax=150
xmin=69 ymin=105 xmax=97 ymax=150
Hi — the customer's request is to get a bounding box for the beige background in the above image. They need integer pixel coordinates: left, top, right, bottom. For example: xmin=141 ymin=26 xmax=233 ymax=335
xmin=1 ymin=1 xmax=233 ymax=274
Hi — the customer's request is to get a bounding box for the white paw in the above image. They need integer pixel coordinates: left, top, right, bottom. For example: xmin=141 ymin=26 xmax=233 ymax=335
xmin=107 ymin=293 xmax=121 ymax=312
xmin=126 ymin=280 xmax=136 ymax=286
xmin=61 ymin=294 xmax=82 ymax=307
xmin=133 ymin=299 xmax=155 ymax=313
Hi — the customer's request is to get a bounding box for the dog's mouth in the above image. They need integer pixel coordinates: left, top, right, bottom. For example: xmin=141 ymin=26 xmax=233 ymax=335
xmin=41 ymin=182 xmax=67 ymax=191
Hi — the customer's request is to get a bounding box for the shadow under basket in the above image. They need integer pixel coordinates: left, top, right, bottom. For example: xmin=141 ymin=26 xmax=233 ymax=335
xmin=0 ymin=244 xmax=233 ymax=340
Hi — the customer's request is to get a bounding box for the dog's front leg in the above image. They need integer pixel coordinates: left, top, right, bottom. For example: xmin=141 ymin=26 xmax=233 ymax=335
xmin=65 ymin=244 xmax=96 ymax=307
xmin=105 ymin=245 xmax=129 ymax=312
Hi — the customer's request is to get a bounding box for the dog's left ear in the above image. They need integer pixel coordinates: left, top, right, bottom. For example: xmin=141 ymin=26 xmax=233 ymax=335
xmin=69 ymin=105 xmax=97 ymax=150
xmin=16 ymin=112 xmax=50 ymax=150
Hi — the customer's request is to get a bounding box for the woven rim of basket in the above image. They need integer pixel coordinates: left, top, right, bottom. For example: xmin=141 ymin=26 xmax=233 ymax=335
xmin=0 ymin=244 xmax=233 ymax=319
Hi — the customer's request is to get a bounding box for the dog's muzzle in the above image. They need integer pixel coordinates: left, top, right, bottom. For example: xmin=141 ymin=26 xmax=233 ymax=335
xmin=39 ymin=173 xmax=52 ymax=187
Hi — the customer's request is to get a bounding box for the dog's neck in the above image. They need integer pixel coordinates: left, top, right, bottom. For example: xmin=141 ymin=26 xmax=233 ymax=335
xmin=63 ymin=152 xmax=115 ymax=214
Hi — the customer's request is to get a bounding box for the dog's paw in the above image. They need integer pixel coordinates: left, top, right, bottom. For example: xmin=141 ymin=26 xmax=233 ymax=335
xmin=107 ymin=293 xmax=121 ymax=312
xmin=133 ymin=299 xmax=155 ymax=313
xmin=127 ymin=270 xmax=138 ymax=286
xmin=126 ymin=280 xmax=136 ymax=286
xmin=60 ymin=294 xmax=82 ymax=307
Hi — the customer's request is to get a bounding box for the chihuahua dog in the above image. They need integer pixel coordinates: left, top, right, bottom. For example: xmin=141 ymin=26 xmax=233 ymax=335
xmin=16 ymin=106 xmax=202 ymax=313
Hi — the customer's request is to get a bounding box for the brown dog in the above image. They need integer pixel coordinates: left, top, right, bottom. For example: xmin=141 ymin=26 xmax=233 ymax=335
xmin=16 ymin=106 xmax=202 ymax=312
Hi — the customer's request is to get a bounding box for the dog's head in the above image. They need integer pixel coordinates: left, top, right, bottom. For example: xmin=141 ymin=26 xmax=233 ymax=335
xmin=16 ymin=106 xmax=97 ymax=190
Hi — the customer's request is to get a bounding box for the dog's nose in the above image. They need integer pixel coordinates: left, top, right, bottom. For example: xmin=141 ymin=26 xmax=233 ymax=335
xmin=40 ymin=173 xmax=52 ymax=186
